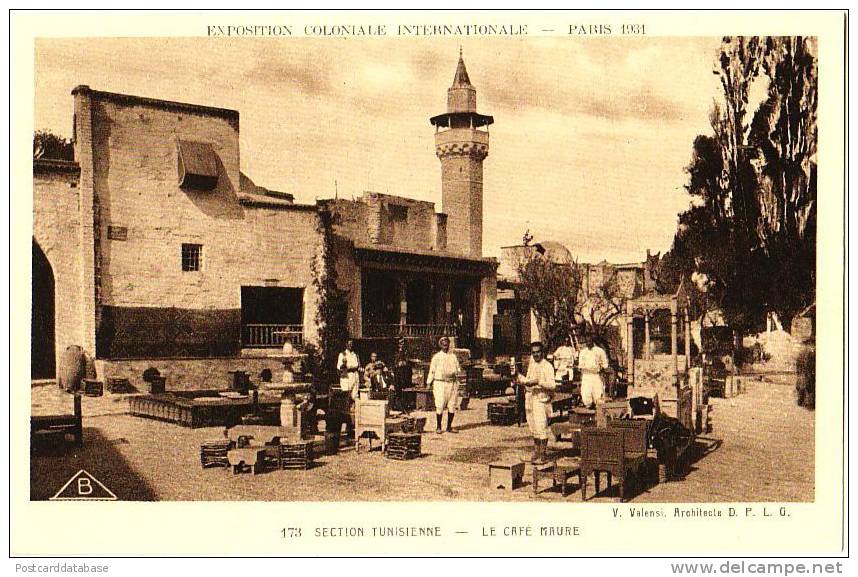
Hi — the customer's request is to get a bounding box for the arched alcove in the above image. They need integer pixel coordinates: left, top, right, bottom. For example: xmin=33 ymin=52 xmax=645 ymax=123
xmin=32 ymin=239 xmax=55 ymax=379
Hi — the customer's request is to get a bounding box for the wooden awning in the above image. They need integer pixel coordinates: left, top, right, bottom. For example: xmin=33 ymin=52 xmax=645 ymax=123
xmin=354 ymin=244 xmax=497 ymax=276
xmin=177 ymin=140 xmax=219 ymax=190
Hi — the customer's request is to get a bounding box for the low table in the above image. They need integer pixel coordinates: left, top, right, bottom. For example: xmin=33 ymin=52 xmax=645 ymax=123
xmin=488 ymin=460 xmax=525 ymax=490
xmin=31 ymin=394 xmax=83 ymax=448
xmin=551 ymin=393 xmax=577 ymax=418
xmin=553 ymin=457 xmax=582 ymax=497
xmin=128 ymin=390 xmax=283 ymax=428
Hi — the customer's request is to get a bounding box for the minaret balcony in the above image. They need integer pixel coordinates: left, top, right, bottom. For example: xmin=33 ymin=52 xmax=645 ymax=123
xmin=435 ymin=126 xmax=489 ymax=150
xmin=434 ymin=128 xmax=489 ymax=159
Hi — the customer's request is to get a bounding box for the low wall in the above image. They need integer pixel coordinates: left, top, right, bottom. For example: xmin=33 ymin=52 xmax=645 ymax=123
xmin=95 ymin=355 xmax=302 ymax=392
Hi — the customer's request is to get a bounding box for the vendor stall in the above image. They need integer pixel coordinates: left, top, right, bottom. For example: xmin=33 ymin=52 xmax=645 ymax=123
xmin=624 ymin=280 xmax=696 ymax=479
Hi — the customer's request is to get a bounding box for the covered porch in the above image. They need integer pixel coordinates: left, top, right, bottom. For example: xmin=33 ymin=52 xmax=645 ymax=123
xmin=350 ymin=245 xmax=497 ymax=352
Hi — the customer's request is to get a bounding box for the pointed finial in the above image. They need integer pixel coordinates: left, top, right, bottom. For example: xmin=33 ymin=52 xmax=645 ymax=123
xmin=459 ymin=45 xmax=463 ymax=59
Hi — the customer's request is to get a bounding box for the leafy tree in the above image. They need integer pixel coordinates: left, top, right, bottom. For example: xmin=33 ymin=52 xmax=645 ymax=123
xmin=749 ymin=37 xmax=817 ymax=327
xmin=668 ymin=36 xmax=817 ymax=335
xmin=579 ymin=271 xmax=628 ymax=363
xmin=34 ymin=129 xmax=74 ymax=161
xmin=515 ymin=248 xmax=582 ymax=351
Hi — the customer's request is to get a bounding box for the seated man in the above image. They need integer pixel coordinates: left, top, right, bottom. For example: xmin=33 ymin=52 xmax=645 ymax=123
xmin=364 ymin=352 xmax=389 ymax=392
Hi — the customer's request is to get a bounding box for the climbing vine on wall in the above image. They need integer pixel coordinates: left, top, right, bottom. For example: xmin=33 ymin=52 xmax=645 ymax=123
xmin=310 ymin=203 xmax=349 ymax=389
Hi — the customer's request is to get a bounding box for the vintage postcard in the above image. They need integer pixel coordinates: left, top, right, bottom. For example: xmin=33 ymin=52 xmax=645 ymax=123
xmin=10 ymin=9 xmax=847 ymax=557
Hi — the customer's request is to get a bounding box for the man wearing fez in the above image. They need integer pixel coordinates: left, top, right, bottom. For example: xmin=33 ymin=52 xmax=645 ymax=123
xmin=517 ymin=341 xmax=556 ymax=464
xmin=426 ymin=336 xmax=461 ymax=434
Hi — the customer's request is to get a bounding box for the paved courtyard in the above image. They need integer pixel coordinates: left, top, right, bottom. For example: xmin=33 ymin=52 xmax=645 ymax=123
xmin=30 ymin=375 xmax=814 ymax=502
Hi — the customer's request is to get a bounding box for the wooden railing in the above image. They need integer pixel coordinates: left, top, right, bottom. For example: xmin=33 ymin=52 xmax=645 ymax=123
xmin=363 ymin=324 xmax=455 ymax=338
xmin=242 ymin=324 xmax=304 ymax=348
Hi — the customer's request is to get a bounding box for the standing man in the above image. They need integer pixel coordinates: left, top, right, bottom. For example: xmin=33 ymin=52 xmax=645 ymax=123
xmin=518 ymin=341 xmax=556 ymax=464
xmin=393 ymin=338 xmax=412 ymax=413
xmin=337 ymin=339 xmax=361 ymax=400
xmin=552 ymin=335 xmax=576 ymax=384
xmin=578 ymin=332 xmax=609 ymax=408
xmin=426 ymin=336 xmax=461 ymax=434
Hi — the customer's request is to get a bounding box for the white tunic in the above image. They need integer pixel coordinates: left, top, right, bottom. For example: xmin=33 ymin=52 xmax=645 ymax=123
xmin=427 ymin=351 xmax=461 ymax=384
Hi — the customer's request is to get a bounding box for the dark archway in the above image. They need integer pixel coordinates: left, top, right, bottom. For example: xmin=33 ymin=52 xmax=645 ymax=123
xmin=32 ymin=240 xmax=55 ymax=379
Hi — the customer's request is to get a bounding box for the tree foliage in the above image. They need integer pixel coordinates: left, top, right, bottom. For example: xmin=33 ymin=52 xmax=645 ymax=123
xmin=515 ymin=249 xmax=582 ymax=351
xmin=515 ymin=247 xmax=630 ymax=356
xmin=34 ymin=129 xmax=74 ymax=161
xmin=669 ymin=36 xmax=817 ymax=333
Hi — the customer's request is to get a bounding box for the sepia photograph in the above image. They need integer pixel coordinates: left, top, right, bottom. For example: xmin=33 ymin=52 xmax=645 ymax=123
xmin=11 ymin=8 xmax=846 ymax=558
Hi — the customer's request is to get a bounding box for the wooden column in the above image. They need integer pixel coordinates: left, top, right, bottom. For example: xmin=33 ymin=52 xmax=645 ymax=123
xmin=398 ymin=277 xmax=407 ymax=329
xmin=626 ymin=302 xmax=635 ymax=384
xmin=670 ymin=301 xmax=679 ymax=381
xmin=626 ymin=314 xmax=635 ymax=385
xmin=684 ymin=310 xmax=691 ymax=370
xmin=644 ymin=312 xmax=651 ymax=359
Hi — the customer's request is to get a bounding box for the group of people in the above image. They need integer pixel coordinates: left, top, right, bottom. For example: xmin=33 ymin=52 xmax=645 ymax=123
xmin=336 ymin=335 xmax=463 ymax=434
xmin=336 ymin=338 xmax=413 ymax=412
xmin=335 ymin=332 xmax=610 ymax=462
xmin=519 ymin=333 xmax=609 ymax=464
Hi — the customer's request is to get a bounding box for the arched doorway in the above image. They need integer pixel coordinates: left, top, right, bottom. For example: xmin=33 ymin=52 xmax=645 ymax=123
xmin=32 ymin=240 xmax=55 ymax=379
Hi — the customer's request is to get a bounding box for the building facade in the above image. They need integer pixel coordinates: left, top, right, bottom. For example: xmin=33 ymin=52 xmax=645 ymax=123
xmin=32 ymin=55 xmax=498 ymax=387
xmin=327 ymin=53 xmax=498 ymax=355
xmin=34 ymin=87 xmax=326 ymax=387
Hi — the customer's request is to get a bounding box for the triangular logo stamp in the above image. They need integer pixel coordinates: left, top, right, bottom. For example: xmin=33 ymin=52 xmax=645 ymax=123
xmin=50 ymin=469 xmax=118 ymax=501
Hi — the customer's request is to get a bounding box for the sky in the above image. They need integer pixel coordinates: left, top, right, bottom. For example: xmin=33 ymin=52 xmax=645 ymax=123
xmin=34 ymin=36 xmax=723 ymax=263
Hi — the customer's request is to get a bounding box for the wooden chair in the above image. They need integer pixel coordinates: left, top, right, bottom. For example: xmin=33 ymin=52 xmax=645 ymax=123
xmin=580 ymin=427 xmax=645 ymax=502
xmin=608 ymin=418 xmax=650 ymax=488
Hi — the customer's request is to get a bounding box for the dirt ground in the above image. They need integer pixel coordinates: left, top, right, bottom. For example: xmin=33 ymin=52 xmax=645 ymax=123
xmin=30 ymin=374 xmax=814 ymax=502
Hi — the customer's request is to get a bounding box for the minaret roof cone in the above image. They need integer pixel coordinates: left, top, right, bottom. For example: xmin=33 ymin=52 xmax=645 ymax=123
xmin=451 ymin=52 xmax=472 ymax=87
xmin=430 ymin=51 xmax=494 ymax=128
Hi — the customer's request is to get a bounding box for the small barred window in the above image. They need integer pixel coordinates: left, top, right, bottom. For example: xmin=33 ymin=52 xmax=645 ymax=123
xmin=181 ymin=243 xmax=203 ymax=272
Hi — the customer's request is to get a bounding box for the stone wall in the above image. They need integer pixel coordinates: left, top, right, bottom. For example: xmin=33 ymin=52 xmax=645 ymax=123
xmin=33 ymin=162 xmax=86 ymax=372
xmin=328 ymin=192 xmax=443 ymax=253
xmin=73 ymin=88 xmax=323 ymax=358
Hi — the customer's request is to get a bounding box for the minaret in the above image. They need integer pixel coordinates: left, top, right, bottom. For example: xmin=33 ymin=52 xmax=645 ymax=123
xmin=430 ymin=50 xmax=494 ymax=257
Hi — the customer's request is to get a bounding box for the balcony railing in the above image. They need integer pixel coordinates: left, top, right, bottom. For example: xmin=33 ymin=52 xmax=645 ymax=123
xmin=242 ymin=324 xmax=304 ymax=348
xmin=363 ymin=323 xmax=455 ymax=338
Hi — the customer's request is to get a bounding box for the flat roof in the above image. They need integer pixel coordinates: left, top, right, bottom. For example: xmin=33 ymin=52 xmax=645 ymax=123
xmin=72 ymin=85 xmax=239 ymax=122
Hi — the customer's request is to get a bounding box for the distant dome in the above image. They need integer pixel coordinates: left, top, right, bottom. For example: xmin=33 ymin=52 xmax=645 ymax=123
xmin=534 ymin=240 xmax=573 ymax=265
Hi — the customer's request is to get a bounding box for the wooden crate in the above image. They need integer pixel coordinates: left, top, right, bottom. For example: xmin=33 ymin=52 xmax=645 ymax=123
xmin=385 ymin=432 xmax=422 ymax=460
xmin=487 ymin=402 xmax=517 ymax=426
xmin=107 ymin=377 xmax=135 ymax=394
xmin=200 ymin=439 xmax=233 ymax=468
xmin=269 ymin=440 xmax=315 ymax=470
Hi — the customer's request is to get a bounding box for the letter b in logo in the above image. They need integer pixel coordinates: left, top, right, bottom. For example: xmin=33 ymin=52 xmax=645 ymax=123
xmin=77 ymin=478 xmax=93 ymax=496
